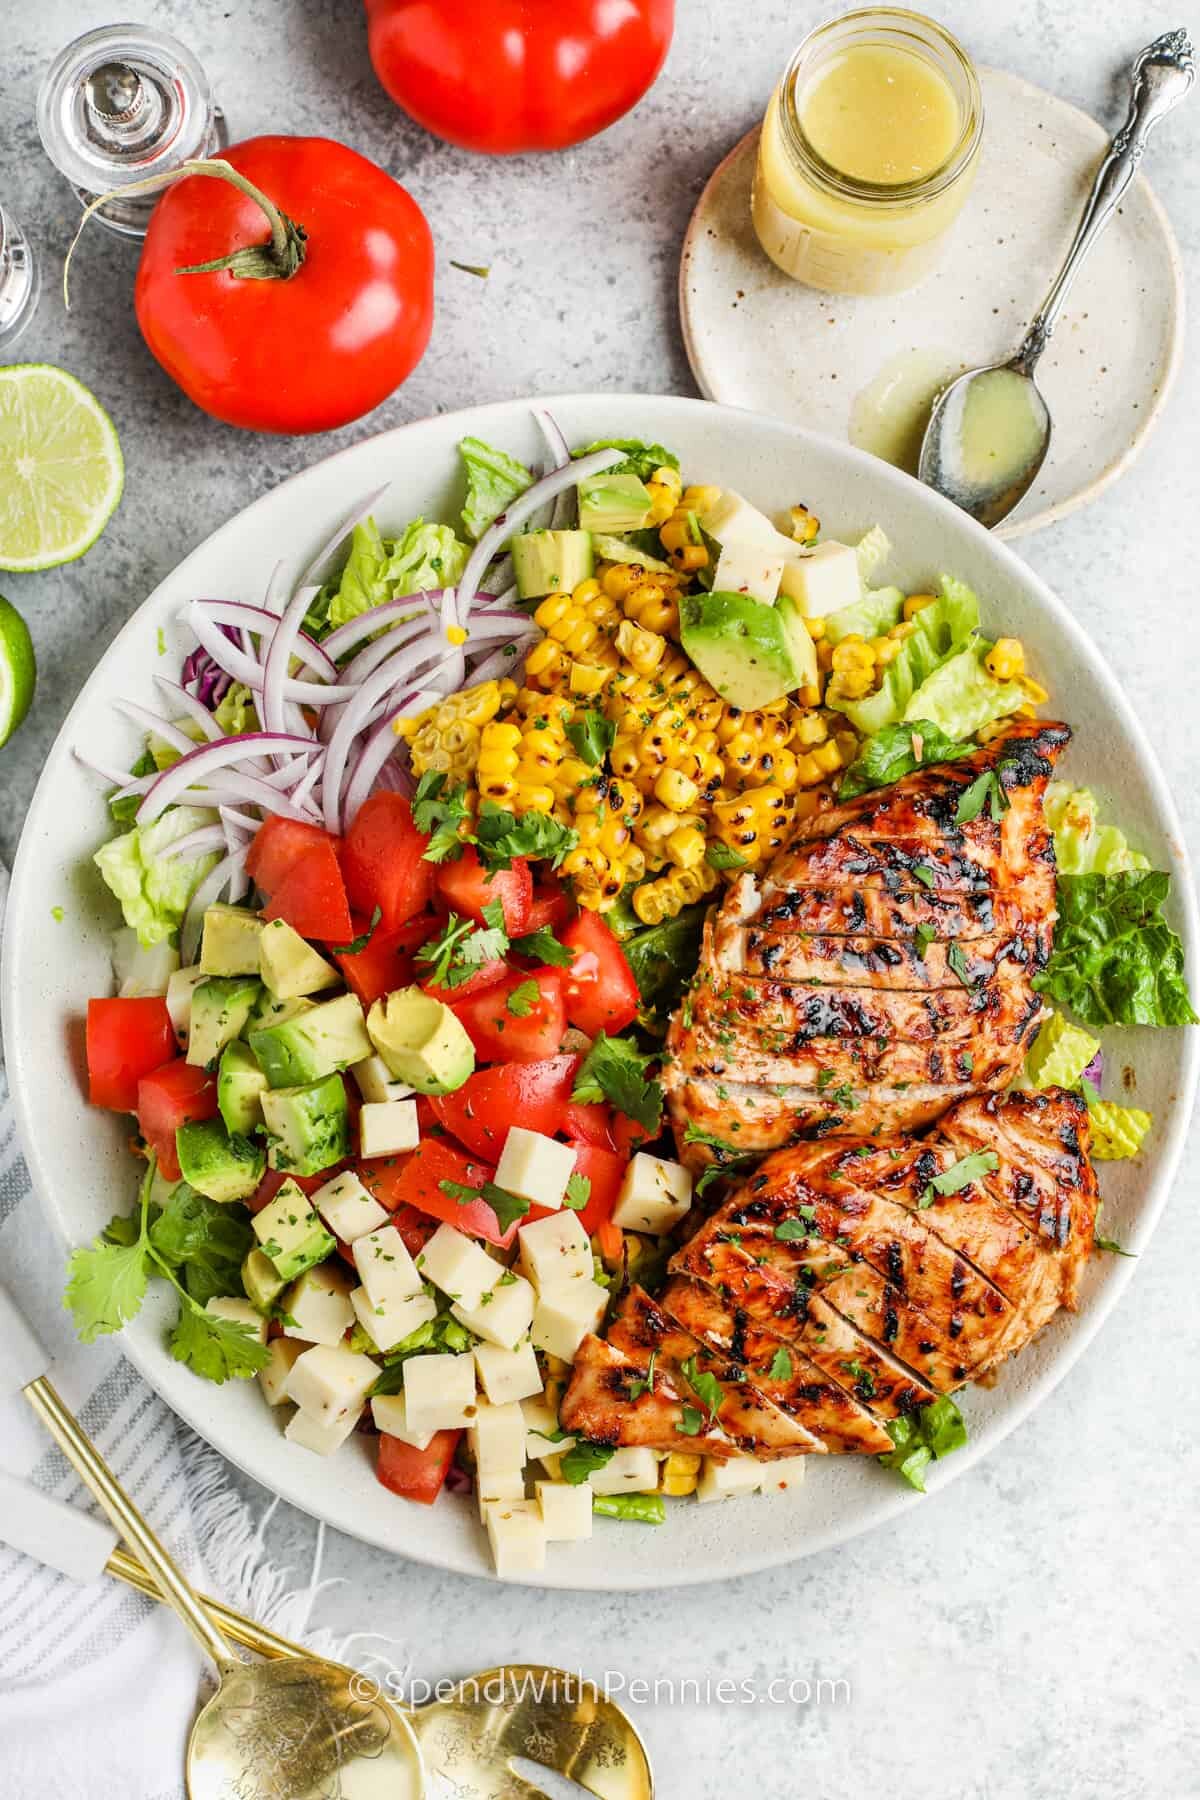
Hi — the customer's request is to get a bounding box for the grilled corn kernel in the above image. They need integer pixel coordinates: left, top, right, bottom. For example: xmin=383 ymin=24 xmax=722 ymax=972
xmin=651 ymin=465 xmax=683 ymax=499
xmin=658 ymin=514 xmax=691 ymax=555
xmin=789 ymin=504 xmax=820 ymax=545
xmin=623 ymin=582 xmax=679 ymax=637
xmin=571 ymin=576 xmax=603 ymax=606
xmin=615 ymin=617 xmax=667 ymax=676
xmin=514 ymin=783 xmax=555 ymax=814
xmin=654 ymin=766 xmax=700 ymax=813
xmin=660 ymin=1451 xmax=702 ymax=1496
xmin=569 ymin=659 xmax=609 ymax=696
xmin=1018 ymin=675 xmax=1049 ymax=704
xmin=984 ymin=637 xmax=1025 ymax=680
xmin=805 ymin=613 xmax=826 ymax=640
xmin=873 ymin=635 xmax=904 ymax=667
xmin=681 ymin=484 xmax=721 ymax=515
xmin=791 ymin=710 xmax=828 ymax=747
xmin=534 ymin=592 xmax=574 ymax=632
xmin=644 ymin=480 xmax=679 ymax=526
xmin=670 ymin=543 xmax=709 ymax=575
xmin=903 ymin=592 xmax=937 ymax=621
xmin=666 ymin=824 xmax=706 ymax=870
xmin=601 ymin=562 xmax=643 ymax=603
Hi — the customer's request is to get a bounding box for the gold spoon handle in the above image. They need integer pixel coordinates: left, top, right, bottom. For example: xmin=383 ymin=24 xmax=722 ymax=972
xmin=104 ymin=1543 xmax=311 ymax=1664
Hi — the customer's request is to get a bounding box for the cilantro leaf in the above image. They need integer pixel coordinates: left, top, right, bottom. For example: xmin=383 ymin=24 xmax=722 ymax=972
xmin=511 ymin=926 xmax=576 ymax=969
xmin=879 ymin=1395 xmax=968 ymax=1492
xmin=954 ymin=767 xmax=1010 ymax=825
xmin=506 ymin=979 xmax=541 ymax=1017
xmin=416 ymin=909 xmax=508 ymax=989
xmin=331 ymin=905 xmax=383 ymax=957
xmin=560 ymin=1441 xmax=616 ymax=1484
xmin=63 ymin=1233 xmax=151 ymax=1342
xmin=628 ymin=1348 xmax=657 ymax=1401
xmin=774 ymin=1212 xmax=815 ymax=1241
xmin=167 ymin=1303 xmax=270 ymax=1384
xmin=838 ymin=720 xmax=975 ymax=800
xmin=947 ymin=943 xmax=974 ymax=987
xmin=705 ymin=841 xmax=749 ymax=871
xmin=473 ymin=802 xmax=577 ymax=872
xmin=768 ymin=1346 xmax=793 ymax=1380
xmin=572 ymin=1032 xmax=663 ymax=1135
xmin=919 ymin=1150 xmax=998 ymax=1207
xmin=675 ymin=1405 xmax=705 ymax=1437
xmin=912 ymin=863 xmax=937 ymax=889
xmin=438 ymin=1175 xmax=529 ymax=1233
xmin=565 ymin=710 xmax=616 ymax=769
xmin=913 ymin=921 xmax=936 ymax=961
xmin=413 ymin=772 xmax=472 ymax=863
xmin=564 ymin=1172 xmax=591 ymax=1212
xmin=680 ymin=1354 xmax=723 ymax=1424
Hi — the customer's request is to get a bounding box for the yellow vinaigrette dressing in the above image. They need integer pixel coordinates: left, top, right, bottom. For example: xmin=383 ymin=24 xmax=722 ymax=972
xmin=752 ymin=10 xmax=983 ymax=296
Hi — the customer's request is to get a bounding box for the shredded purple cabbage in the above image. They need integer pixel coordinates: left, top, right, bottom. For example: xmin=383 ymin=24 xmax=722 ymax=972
xmin=182 ymin=623 xmax=240 ymax=710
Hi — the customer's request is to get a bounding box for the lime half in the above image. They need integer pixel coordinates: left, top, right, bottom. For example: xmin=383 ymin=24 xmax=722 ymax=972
xmin=0 ymin=594 xmax=35 ymax=746
xmin=0 ymin=364 xmax=124 ymax=572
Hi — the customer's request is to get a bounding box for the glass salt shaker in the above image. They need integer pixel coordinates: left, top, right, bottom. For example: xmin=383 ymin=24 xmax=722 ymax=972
xmin=0 ymin=205 xmax=40 ymax=348
xmin=37 ymin=23 xmax=227 ymax=238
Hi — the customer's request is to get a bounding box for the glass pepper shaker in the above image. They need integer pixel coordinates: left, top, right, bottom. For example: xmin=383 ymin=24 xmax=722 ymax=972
xmin=37 ymin=23 xmax=227 ymax=238
xmin=0 ymin=205 xmax=40 ymax=348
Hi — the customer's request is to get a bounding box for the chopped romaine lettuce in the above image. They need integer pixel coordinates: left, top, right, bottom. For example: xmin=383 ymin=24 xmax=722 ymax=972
xmin=1044 ymin=782 xmax=1150 ymax=875
xmin=384 ymin=518 xmax=468 ymax=600
xmin=459 ymin=436 xmax=532 ymax=540
xmin=854 ymin=524 xmax=891 ymax=582
xmin=325 ymin=518 xmax=392 ymax=629
xmin=1023 ymin=1010 xmax=1101 ymax=1090
xmin=1081 ymin=1081 xmax=1153 ymax=1160
xmin=323 ymin=517 xmax=469 ymax=630
xmin=94 ymin=806 xmax=220 ymax=948
xmin=903 ymin=639 xmax=1026 ymax=739
xmin=572 ymin=438 xmax=679 ymax=481
xmin=827 ymin=576 xmax=979 ymax=735
xmin=1034 ymin=870 xmax=1197 ymax=1028
xmin=822 ymin=586 xmax=904 ymax=646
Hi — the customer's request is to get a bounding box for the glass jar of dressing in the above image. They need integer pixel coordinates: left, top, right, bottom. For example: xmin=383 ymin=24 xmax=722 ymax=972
xmin=752 ymin=8 xmax=982 ymax=296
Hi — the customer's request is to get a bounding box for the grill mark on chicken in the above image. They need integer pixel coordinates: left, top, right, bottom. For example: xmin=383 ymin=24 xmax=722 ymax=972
xmin=673 ymin=1076 xmax=986 ymax=1158
xmin=712 ymin=921 xmax=1052 ymax=990
xmin=737 ymin=878 xmax=1024 ymax=941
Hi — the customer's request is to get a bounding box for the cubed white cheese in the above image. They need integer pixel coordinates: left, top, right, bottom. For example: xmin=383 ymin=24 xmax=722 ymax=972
xmin=536 ymin=1480 xmax=594 ymax=1542
xmin=612 ymin=1153 xmax=692 ymax=1235
xmin=468 ymin=1400 xmax=529 ymax=1477
xmin=164 ymin=966 xmax=209 ymax=1048
xmin=518 ymin=1210 xmax=593 ymax=1292
xmin=696 ymin=1454 xmax=766 ymax=1503
xmin=204 ymin=1296 xmax=269 ymax=1343
xmin=358 ymin=1097 xmax=420 ymax=1160
xmin=530 ymin=1278 xmax=608 ymax=1362
xmin=352 ymin=1226 xmax=424 ymax=1310
xmin=588 ymin=1446 xmax=660 ymax=1496
xmin=777 ymin=539 xmax=861 ymax=618
xmin=351 ymin=1054 xmax=416 ymax=1105
xmin=284 ymin=1406 xmax=362 ymax=1457
xmin=113 ymin=928 xmax=180 ymax=997
xmin=757 ymin=1459 xmax=806 ymax=1496
xmin=494 ymin=1128 xmax=577 ymax=1210
xmin=521 ymin=1394 xmax=576 ymax=1463
xmin=285 ymin=1343 xmax=380 ymax=1425
xmin=258 ymin=1338 xmax=308 ymax=1406
xmin=476 ymin=1468 xmax=525 ymax=1523
xmin=370 ymin=1391 xmax=434 ymax=1450
xmin=451 ymin=1272 xmax=535 ymax=1352
xmin=417 ymin=1223 xmax=502 ymax=1310
xmin=350 ymin=1285 xmax=437 ymax=1354
xmin=312 ymin=1169 xmax=389 ymax=1244
xmin=473 ymin=1339 xmax=543 ymax=1407
xmin=403 ymin=1352 xmax=479 ymax=1439
xmin=281 ymin=1263 xmax=355 ymax=1346
xmin=484 ymin=1498 xmax=546 ymax=1577
xmin=698 ymin=488 xmax=780 ymax=546
xmin=711 ymin=538 xmax=787 ymax=604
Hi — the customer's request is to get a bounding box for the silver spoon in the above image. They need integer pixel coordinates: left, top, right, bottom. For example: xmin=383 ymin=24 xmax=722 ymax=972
xmin=919 ymin=29 xmax=1194 ymax=529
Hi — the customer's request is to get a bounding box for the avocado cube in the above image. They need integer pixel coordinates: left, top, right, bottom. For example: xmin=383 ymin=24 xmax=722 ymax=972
xmin=200 ymin=903 xmax=265 ymax=977
xmin=242 ymin=1246 xmax=287 ymax=1313
xmin=589 ymin=532 xmax=671 ymax=575
xmin=577 ymin=472 xmax=653 ymax=535
xmin=249 ymin=989 xmax=315 ymax=1033
xmin=511 ymin=528 xmax=595 ymax=600
xmin=261 ymin=1073 xmax=350 ymax=1177
xmin=165 ymin=966 xmax=209 ymax=1049
xmin=187 ymin=976 xmax=262 ymax=1070
xmin=252 ymin=1178 xmax=337 ymax=1282
xmin=175 ymin=1118 xmax=265 ymax=1204
xmin=218 ymin=1039 xmax=270 ymax=1135
xmin=680 ymin=589 xmax=808 ymax=710
xmin=250 ymin=992 xmax=371 ymax=1089
xmin=366 ymin=987 xmax=474 ymax=1095
xmin=259 ymin=918 xmax=341 ymax=1000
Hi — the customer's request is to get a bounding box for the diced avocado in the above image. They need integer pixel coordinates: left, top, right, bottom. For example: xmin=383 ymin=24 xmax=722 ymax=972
xmin=175 ymin=1118 xmax=265 ymax=1203
xmin=249 ymin=992 xmax=371 ymax=1088
xmin=680 ymin=590 xmax=808 ymax=709
xmin=577 ymin=472 xmax=653 ymax=535
xmin=249 ymin=989 xmax=315 ymax=1033
xmin=261 ymin=1074 xmax=350 ymax=1177
xmin=775 ymin=594 xmax=820 ymax=694
xmin=200 ymin=903 xmax=265 ymax=977
xmin=186 ymin=976 xmax=263 ymax=1070
xmin=511 ymin=529 xmax=594 ymax=600
xmin=218 ymin=1039 xmax=270 ymax=1135
xmin=590 ymin=533 xmax=672 ymax=574
xmin=251 ymin=1178 xmax=337 ymax=1282
xmin=259 ymin=917 xmax=341 ymax=1000
xmin=242 ymin=1246 xmax=287 ymax=1313
xmin=366 ymin=986 xmax=475 ymax=1095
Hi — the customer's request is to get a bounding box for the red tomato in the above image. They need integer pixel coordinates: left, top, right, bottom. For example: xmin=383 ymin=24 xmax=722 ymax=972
xmin=376 ymin=1429 xmax=461 ymax=1505
xmin=611 ymin=1112 xmax=653 ymax=1157
xmin=560 ymin=911 xmax=640 ymax=1036
xmin=449 ymin=968 xmax=565 ymax=1064
xmin=568 ymin=1141 xmax=627 ymax=1240
xmin=135 ymin=136 xmax=434 ymax=434
xmin=341 ymin=793 xmax=434 ymax=930
xmin=248 ymin=817 xmax=353 ymax=943
xmin=335 ymin=914 xmax=431 ymax=1006
xmin=524 ymin=875 xmax=571 ymax=935
xmin=87 ymin=998 xmax=178 ymax=1113
xmin=419 ymin=957 xmax=508 ymax=1005
xmin=136 ymin=1060 xmax=220 ymax=1180
xmin=364 ymin=0 xmax=674 ymax=154
xmin=389 ymin=1202 xmax=439 ymax=1257
xmin=359 ymin=1137 xmax=516 ymax=1245
xmin=429 ymin=1055 xmax=579 ymax=1161
xmin=434 ymin=848 xmax=532 ymax=935
xmin=562 ymin=1101 xmax=615 ymax=1149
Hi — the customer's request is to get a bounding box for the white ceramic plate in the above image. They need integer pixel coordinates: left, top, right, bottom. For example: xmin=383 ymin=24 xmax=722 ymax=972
xmin=3 ymin=394 xmax=1196 ymax=1589
xmin=680 ymin=70 xmax=1185 ymax=540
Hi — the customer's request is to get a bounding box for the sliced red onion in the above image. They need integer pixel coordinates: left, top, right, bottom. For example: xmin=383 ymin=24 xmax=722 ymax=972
xmin=181 ymin=850 xmax=248 ymax=962
xmin=155 ymin=823 xmax=229 ymax=863
xmin=440 ymin=588 xmax=466 ymax=695
xmin=154 ymin=677 xmax=223 ymax=741
xmin=319 ymin=592 xmax=490 ymax=664
xmin=168 ymin=777 xmax=319 ymax=821
xmin=323 ymin=646 xmax=459 ymax=835
xmin=75 ymin=750 xmax=151 ymax=790
xmin=342 ymin=711 xmax=410 ymax=824
xmin=137 ymin=733 xmax=319 ymax=826
xmin=114 ymin=698 xmax=199 ymax=756
xmin=533 ymin=407 xmax=575 ymax=530
xmin=261 ymin=566 xmax=318 ymax=737
xmin=189 ymin=601 xmax=337 ymax=679
xmin=290 ymin=756 xmax=325 ymax=814
xmin=188 ymin=607 xmax=358 ymax=703
xmin=297 ymin=485 xmax=390 ymax=591
xmin=219 ymin=806 xmax=261 ymax=837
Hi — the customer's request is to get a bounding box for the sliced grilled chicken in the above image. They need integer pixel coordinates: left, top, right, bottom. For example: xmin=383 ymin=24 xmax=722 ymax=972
xmin=675 ymin=1076 xmax=981 ymax=1160
xmin=729 ymin=877 xmax=1029 ymax=942
xmin=710 ymin=919 xmax=1052 ymax=991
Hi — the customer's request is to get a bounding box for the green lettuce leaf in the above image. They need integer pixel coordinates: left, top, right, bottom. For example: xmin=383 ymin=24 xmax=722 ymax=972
xmin=1043 ymin=782 xmax=1151 ymax=875
xmin=325 ymin=519 xmax=392 ymax=629
xmin=94 ymin=806 xmax=220 ymax=948
xmin=1083 ymin=1086 xmax=1153 ymax=1161
xmin=854 ymin=524 xmax=892 ymax=583
xmin=879 ymin=1395 xmax=967 ymax=1491
xmin=385 ymin=518 xmax=468 ymax=597
xmin=323 ymin=517 xmax=470 ymax=631
xmin=822 ymin=587 xmax=904 ymax=647
xmin=1034 ymin=871 xmax=1198 ymax=1028
xmin=212 ymin=682 xmax=258 ymax=737
xmin=837 ymin=718 xmax=974 ymax=799
xmin=902 ymin=640 xmax=1027 ymax=739
xmin=573 ymin=439 xmax=679 ymax=481
xmin=826 ymin=576 xmax=979 ymax=736
xmin=1023 ymin=1011 xmax=1101 ymax=1091
xmin=459 ymin=436 xmax=532 ymax=540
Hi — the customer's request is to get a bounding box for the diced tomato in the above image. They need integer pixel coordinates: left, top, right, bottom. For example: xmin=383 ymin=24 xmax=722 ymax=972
xmin=335 ymin=913 xmax=431 ymax=1006
xmin=358 ymin=1136 xmax=517 ymax=1245
xmin=248 ymin=817 xmax=352 ymax=943
xmin=419 ymin=957 xmax=509 ymax=1005
xmin=524 ymin=874 xmax=571 ymax=934
xmin=246 ymin=817 xmax=330 ymax=893
xmin=562 ymin=1100 xmax=616 ymax=1148
xmin=376 ymin=1428 xmax=462 ymax=1505
xmin=389 ymin=1202 xmax=439 ymax=1257
xmin=341 ymin=793 xmax=435 ymax=930
xmin=611 ymin=1112 xmax=653 ymax=1157
xmin=435 ymin=847 xmax=532 ymax=934
xmin=249 ymin=1163 xmax=351 ymax=1213
xmin=429 ymin=1055 xmax=579 ymax=1161
xmin=135 ymin=1059 xmax=220 ymax=1180
xmin=560 ymin=911 xmax=639 ymax=1037
xmin=449 ymin=967 xmax=566 ymax=1064
xmin=568 ymin=1140 xmax=627 ymax=1240
xmin=87 ymin=997 xmax=179 ymax=1113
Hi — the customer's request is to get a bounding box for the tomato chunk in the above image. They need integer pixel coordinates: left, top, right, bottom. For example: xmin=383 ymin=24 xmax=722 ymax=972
xmin=376 ymin=1428 xmax=462 ymax=1505
xmin=341 ymin=793 xmax=435 ymax=930
xmin=430 ymin=1055 xmax=579 ymax=1161
xmin=335 ymin=913 xmax=431 ymax=1007
xmin=524 ymin=874 xmax=571 ymax=934
xmin=136 ymin=1059 xmax=219 ymax=1180
xmin=560 ymin=911 xmax=639 ymax=1036
xmin=449 ymin=967 xmax=565 ymax=1064
xmin=562 ymin=1100 xmax=616 ymax=1148
xmin=568 ymin=1141 xmax=628 ymax=1239
xmin=248 ymin=816 xmax=352 ymax=943
xmin=88 ymin=997 xmax=178 ymax=1113
xmin=419 ymin=956 xmax=508 ymax=1005
xmin=358 ymin=1136 xmax=516 ymax=1245
xmin=435 ymin=847 xmax=531 ymax=934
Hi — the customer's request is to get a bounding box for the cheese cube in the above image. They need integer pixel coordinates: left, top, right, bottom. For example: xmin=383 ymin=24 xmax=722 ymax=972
xmin=285 ymin=1343 xmax=379 ymax=1425
xmin=451 ymin=1272 xmax=535 ymax=1351
xmin=370 ymin=1391 xmax=434 ymax=1450
xmin=484 ymin=1498 xmax=546 ymax=1578
xmin=696 ymin=1454 xmax=766 ymax=1503
xmin=758 ymin=1459 xmax=806 ymax=1496
xmin=468 ymin=1400 xmax=528 ymax=1477
xmin=698 ymin=488 xmax=780 ymax=546
xmin=777 ymin=539 xmax=861 ymax=618
xmin=352 ymin=1055 xmax=415 ymax=1105
xmin=494 ymin=1128 xmax=576 ymax=1210
xmin=358 ymin=1098 xmax=420 ymax=1159
xmin=476 ymin=1468 xmax=525 ymax=1522
xmin=530 ymin=1278 xmax=608 ymax=1362
xmin=711 ymin=538 xmax=786 ymax=604
xmin=313 ymin=1169 xmax=389 ymax=1244
xmin=258 ymin=1338 xmax=308 ymax=1406
xmin=352 ymin=1226 xmax=424 ymax=1310
xmin=521 ymin=1394 xmax=576 ymax=1463
xmin=536 ymin=1480 xmax=594 ymax=1542
xmin=473 ymin=1340 xmax=543 ymax=1407
xmin=284 ymin=1406 xmax=362 ymax=1456
xmin=417 ymin=1223 xmax=501 ymax=1310
xmin=402 ymin=1352 xmax=479 ymax=1439
xmin=518 ymin=1211 xmax=592 ymax=1292
xmin=281 ymin=1264 xmax=355 ymax=1346
xmin=165 ymin=966 xmax=209 ymax=1048
xmin=588 ymin=1446 xmax=660 ymax=1496
xmin=612 ymin=1153 xmax=692 ymax=1235
xmin=205 ymin=1296 xmax=268 ymax=1343
xmin=350 ymin=1285 xmax=438 ymax=1354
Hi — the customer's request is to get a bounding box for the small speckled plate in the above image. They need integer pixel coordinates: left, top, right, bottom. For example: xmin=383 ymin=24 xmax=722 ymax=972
xmin=679 ymin=68 xmax=1185 ymax=539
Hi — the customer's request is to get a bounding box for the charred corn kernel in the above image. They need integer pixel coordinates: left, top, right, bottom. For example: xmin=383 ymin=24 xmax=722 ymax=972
xmin=609 ymin=736 xmax=641 ymax=780
xmin=571 ymin=576 xmax=603 ymax=606
xmin=623 ymin=582 xmax=679 ymax=636
xmin=873 ymin=635 xmax=904 ymax=666
xmin=658 ymin=514 xmax=691 ymax=555
xmin=652 ymin=465 xmax=683 ymax=499
xmin=562 ymin=842 xmax=609 ymax=895
xmin=678 ymin=746 xmax=724 ymax=793
xmin=624 ymin=843 xmax=647 ymax=884
xmin=568 ymin=659 xmax=609 ymax=696
xmin=791 ymin=710 xmax=828 ymax=747
xmin=601 ymin=562 xmax=643 ymax=603
xmin=831 ymin=634 xmax=875 ymax=673
xmin=636 ymin=803 xmax=679 ymax=845
xmin=644 ymin=481 xmax=679 ymax=527
xmin=615 ymin=617 xmax=667 ymax=676
xmin=524 ymin=637 xmax=569 ymax=689
xmin=985 ymin=638 xmax=1025 ymax=681
xmin=534 ymin=592 xmax=574 ymax=632
xmin=771 ymin=746 xmax=799 ymax=791
xmin=513 ymin=783 xmax=555 ymax=814
xmin=666 ymin=824 xmax=706 ymax=870
xmin=827 ymin=665 xmax=875 ymax=701
xmin=477 ymin=773 xmax=518 ymax=803
xmin=654 ymin=766 xmax=700 ymax=812
xmin=681 ymin=483 xmax=721 ymax=515
xmin=632 ymin=882 xmax=669 ymax=925
xmin=670 ymin=543 xmax=709 ymax=574
xmin=1018 ymin=675 xmax=1049 ymax=704
xmin=789 ymin=503 xmax=820 ymax=545
xmin=795 ymin=739 xmax=843 ymax=785
xmin=798 ymin=680 xmax=823 ymax=708
xmin=903 ymin=592 xmax=937 ymax=621
xmin=660 ymin=1451 xmax=702 ymax=1497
